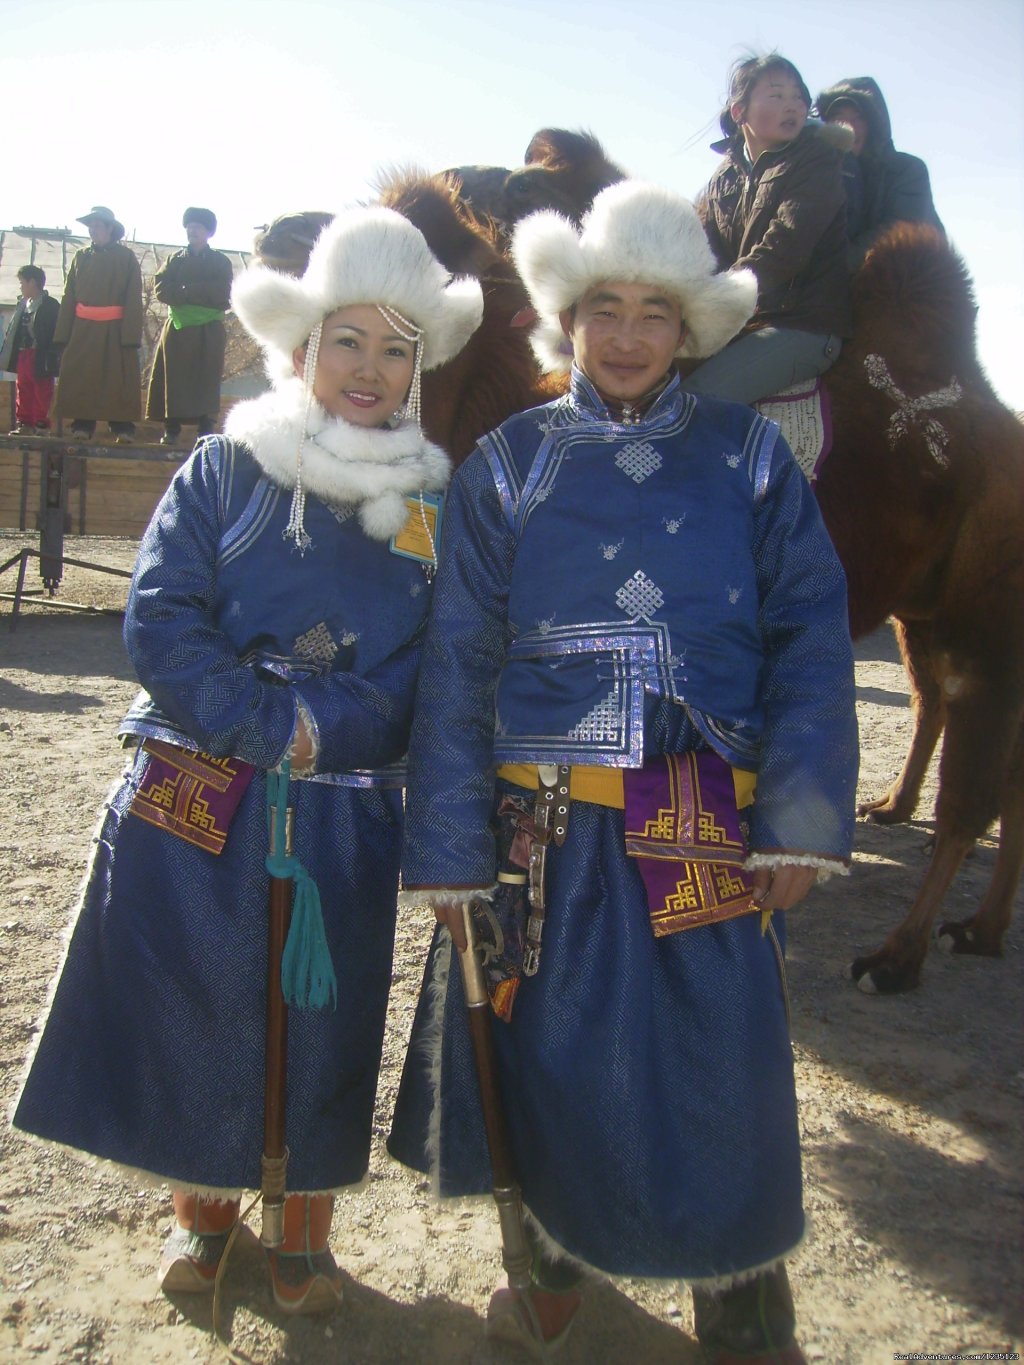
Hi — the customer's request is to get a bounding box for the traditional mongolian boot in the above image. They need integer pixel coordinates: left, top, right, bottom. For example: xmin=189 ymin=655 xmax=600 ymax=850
xmin=159 ymin=1192 xmax=240 ymax=1293
xmin=692 ymin=1265 xmax=807 ymax=1365
xmin=486 ymin=1247 xmax=582 ymax=1359
xmin=265 ymin=1193 xmax=344 ymax=1315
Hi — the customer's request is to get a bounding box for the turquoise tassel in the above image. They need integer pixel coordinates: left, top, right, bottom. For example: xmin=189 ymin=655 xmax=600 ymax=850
xmin=266 ymin=763 xmax=337 ymax=1011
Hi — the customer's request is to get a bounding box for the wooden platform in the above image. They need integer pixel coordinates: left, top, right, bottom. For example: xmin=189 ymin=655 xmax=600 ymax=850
xmin=0 ymin=433 xmax=186 ymax=538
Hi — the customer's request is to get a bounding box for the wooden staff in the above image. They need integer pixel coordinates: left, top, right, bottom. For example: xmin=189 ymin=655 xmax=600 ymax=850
xmin=457 ymin=902 xmax=532 ymax=1290
xmin=260 ymin=802 xmax=293 ymax=1249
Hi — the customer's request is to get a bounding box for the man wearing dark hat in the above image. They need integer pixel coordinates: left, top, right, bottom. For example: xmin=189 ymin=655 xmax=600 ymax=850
xmin=54 ymin=206 xmax=144 ymax=442
xmin=146 ymin=208 xmax=233 ymax=445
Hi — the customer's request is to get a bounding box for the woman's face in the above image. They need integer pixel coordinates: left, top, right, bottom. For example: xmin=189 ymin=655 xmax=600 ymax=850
xmin=733 ymin=69 xmax=808 ymax=159
xmin=294 ymin=304 xmax=416 ymax=427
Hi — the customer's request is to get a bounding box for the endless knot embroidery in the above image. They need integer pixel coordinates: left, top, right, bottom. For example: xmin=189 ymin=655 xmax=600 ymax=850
xmin=294 ymin=622 xmax=338 ymax=668
xmin=615 ymin=441 xmax=662 ymax=483
xmin=568 ymin=690 xmax=622 ymax=744
xmin=616 ymin=570 xmax=664 ymax=620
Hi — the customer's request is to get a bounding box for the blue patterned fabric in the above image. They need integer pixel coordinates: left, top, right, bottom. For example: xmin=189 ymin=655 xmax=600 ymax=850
xmin=390 ymin=369 xmax=857 ymax=1278
xmin=14 ymin=436 xmax=432 ymax=1191
xmin=389 ymin=791 xmax=804 ymax=1278
xmin=403 ymin=370 xmax=857 ymax=888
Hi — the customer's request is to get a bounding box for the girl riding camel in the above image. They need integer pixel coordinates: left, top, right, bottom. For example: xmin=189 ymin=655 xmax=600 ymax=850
xmin=684 ymin=53 xmax=851 ymax=404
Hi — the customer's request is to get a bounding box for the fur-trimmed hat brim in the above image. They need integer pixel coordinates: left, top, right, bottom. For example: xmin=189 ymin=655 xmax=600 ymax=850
xmin=512 ymin=181 xmax=757 ymax=371
xmin=232 ymin=207 xmax=483 ymax=372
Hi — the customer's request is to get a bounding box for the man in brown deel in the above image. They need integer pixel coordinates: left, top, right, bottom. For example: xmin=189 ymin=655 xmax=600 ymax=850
xmin=54 ymin=205 xmax=144 ymax=443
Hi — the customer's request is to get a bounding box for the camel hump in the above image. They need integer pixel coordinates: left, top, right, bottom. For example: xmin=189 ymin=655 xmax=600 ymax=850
xmin=852 ymin=224 xmax=983 ymax=383
xmin=375 ymin=168 xmax=504 ymax=280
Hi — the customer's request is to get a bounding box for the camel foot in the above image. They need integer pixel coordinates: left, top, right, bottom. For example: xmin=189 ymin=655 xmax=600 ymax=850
xmin=851 ymin=950 xmax=922 ymax=995
xmin=857 ymin=796 xmax=914 ymax=825
xmin=936 ymin=919 xmax=1004 ymax=958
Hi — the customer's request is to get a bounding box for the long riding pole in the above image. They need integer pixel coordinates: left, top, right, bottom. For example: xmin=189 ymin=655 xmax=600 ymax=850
xmin=456 ymin=902 xmax=532 ymax=1290
xmin=261 ymin=803 xmax=293 ymax=1248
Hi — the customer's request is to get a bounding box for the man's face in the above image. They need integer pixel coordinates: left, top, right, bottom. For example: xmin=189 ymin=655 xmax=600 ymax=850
xmin=561 ymin=282 xmax=686 ymax=402
xmin=825 ymin=100 xmax=869 ymax=157
xmin=87 ymin=219 xmax=114 ymax=247
xmin=19 ymin=276 xmax=41 ymax=300
xmin=185 ymin=222 xmax=212 ymax=250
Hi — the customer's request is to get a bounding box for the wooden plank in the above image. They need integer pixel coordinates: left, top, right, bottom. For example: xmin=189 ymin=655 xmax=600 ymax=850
xmin=0 ymin=445 xmax=181 ymax=536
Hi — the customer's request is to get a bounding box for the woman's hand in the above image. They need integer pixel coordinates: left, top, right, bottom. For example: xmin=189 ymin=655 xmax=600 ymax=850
xmin=750 ymin=863 xmax=818 ymax=911
xmin=289 ymin=713 xmax=316 ymax=772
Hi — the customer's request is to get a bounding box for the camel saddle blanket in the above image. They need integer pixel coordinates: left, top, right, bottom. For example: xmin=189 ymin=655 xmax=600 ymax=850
xmin=754 ymin=380 xmax=832 ymax=483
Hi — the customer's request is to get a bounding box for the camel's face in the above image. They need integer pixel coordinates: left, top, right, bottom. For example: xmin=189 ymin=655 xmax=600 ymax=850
xmin=446 ymin=163 xmax=589 ymax=230
xmin=501 ymin=164 xmax=588 ymax=225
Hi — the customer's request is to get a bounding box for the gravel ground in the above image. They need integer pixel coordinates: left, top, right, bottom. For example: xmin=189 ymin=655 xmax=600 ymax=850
xmin=0 ymin=532 xmax=1021 ymax=1365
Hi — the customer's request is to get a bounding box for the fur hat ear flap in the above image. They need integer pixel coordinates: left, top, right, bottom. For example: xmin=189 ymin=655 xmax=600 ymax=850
xmin=528 ymin=314 xmax=575 ymax=374
xmin=422 ymin=276 xmax=485 ymax=371
xmin=680 ymin=268 xmax=759 ymax=358
xmin=232 ymin=267 xmax=319 ymax=360
xmin=512 ymin=210 xmax=589 ymax=317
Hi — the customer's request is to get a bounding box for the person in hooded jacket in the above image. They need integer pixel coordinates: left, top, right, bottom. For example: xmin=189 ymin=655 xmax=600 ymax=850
xmin=684 ymin=53 xmax=851 ymax=405
xmin=815 ymin=76 xmax=944 ymax=268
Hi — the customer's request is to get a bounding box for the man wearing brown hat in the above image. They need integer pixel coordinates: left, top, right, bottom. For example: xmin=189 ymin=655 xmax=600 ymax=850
xmin=145 ymin=208 xmax=233 ymax=446
xmin=54 ymin=206 xmax=144 ymax=443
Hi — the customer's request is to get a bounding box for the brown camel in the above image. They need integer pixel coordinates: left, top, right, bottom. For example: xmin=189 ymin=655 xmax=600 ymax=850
xmin=815 ymin=224 xmax=1024 ymax=993
xmin=254 ymin=141 xmax=1024 ymax=995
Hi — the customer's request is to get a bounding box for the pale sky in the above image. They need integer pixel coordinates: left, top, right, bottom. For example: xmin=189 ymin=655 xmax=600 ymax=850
xmin=2 ymin=0 xmax=1022 ymax=408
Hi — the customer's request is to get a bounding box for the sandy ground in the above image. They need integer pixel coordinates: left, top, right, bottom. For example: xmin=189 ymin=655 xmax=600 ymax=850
xmin=0 ymin=531 xmax=1021 ymax=1365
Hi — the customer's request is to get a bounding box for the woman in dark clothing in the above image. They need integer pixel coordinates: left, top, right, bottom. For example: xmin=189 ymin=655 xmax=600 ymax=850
xmin=815 ymin=76 xmax=944 ymax=267
xmin=684 ymin=54 xmax=851 ymax=404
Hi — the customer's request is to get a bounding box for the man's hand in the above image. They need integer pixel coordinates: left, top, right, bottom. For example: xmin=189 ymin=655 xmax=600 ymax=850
xmin=750 ymin=863 xmax=818 ymax=911
xmin=430 ymin=899 xmax=469 ymax=951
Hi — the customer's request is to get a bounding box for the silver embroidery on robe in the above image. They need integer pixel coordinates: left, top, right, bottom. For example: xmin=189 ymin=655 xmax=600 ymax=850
xmin=615 ymin=441 xmax=662 ymax=483
xmin=616 ymin=570 xmax=665 ymax=620
xmin=294 ymin=622 xmax=339 ymax=668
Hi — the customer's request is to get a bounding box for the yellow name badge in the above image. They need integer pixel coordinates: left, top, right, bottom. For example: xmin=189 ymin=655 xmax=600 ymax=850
xmin=390 ymin=492 xmax=443 ymax=566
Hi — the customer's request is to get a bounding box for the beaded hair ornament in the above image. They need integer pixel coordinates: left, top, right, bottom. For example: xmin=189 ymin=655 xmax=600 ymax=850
xmin=285 ymin=303 xmax=425 ymax=554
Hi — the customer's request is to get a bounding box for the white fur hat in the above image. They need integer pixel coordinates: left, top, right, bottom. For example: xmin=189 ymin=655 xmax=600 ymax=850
xmin=512 ymin=181 xmax=757 ymax=372
xmin=232 ymin=207 xmax=483 ymax=371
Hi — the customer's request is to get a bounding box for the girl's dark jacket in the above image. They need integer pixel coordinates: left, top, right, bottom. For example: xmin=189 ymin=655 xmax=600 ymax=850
xmin=815 ymin=76 xmax=944 ymax=262
xmin=697 ymin=124 xmax=852 ymax=338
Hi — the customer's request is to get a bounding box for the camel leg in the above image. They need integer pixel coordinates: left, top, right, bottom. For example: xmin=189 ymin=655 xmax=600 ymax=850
xmin=851 ymin=673 xmax=1018 ymax=994
xmin=851 ymin=831 xmax=973 ymax=993
xmin=938 ymin=721 xmax=1024 ymax=956
xmin=859 ymin=621 xmax=945 ymax=823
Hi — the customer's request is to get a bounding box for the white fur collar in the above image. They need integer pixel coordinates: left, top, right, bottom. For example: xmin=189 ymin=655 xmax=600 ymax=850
xmin=223 ymin=378 xmax=451 ymax=540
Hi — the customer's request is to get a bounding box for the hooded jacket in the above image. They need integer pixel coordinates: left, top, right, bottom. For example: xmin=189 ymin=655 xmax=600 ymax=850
xmin=697 ymin=125 xmax=851 ymax=337
xmin=815 ymin=77 xmax=944 ymax=261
